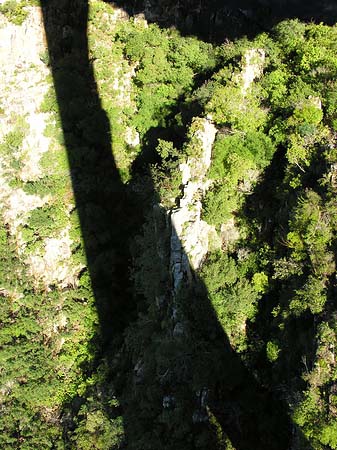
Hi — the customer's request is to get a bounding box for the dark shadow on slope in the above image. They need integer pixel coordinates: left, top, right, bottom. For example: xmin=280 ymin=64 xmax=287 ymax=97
xmin=40 ymin=0 xmax=138 ymax=343
xmin=116 ymin=202 xmax=303 ymax=449
xmin=238 ymin=142 xmax=334 ymax=428
xmin=107 ymin=0 xmax=337 ymax=42
xmin=238 ymin=146 xmax=313 ymax=378
xmin=40 ymin=1 xmax=312 ymax=448
xmin=174 ymin=274 xmax=293 ymax=450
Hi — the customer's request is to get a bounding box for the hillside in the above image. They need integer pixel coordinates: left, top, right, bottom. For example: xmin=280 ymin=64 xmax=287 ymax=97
xmin=1 ymin=1 xmax=337 ymax=449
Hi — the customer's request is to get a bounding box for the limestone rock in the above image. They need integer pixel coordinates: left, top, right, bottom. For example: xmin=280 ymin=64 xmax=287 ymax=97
xmin=170 ymin=117 xmax=219 ymax=292
xmin=0 ymin=187 xmax=50 ymax=235
xmin=125 ymin=126 xmax=140 ymax=147
xmin=25 ymin=227 xmax=82 ymax=290
xmin=239 ymin=48 xmax=265 ymax=94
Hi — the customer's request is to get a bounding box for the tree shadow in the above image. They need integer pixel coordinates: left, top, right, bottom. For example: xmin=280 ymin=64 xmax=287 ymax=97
xmin=39 ymin=0 xmax=315 ymax=448
xmin=108 ymin=0 xmax=337 ymax=42
xmin=40 ymin=0 xmax=144 ymax=341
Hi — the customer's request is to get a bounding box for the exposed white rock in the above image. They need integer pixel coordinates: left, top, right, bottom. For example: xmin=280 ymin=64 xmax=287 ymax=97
xmin=239 ymin=48 xmax=265 ymax=94
xmin=0 ymin=380 xmax=14 ymax=401
xmin=0 ymin=186 xmax=50 ymax=235
xmin=308 ymin=95 xmax=322 ymax=110
xmin=237 ymin=168 xmax=260 ymax=194
xmin=134 ymin=359 xmax=145 ymax=384
xmin=26 ymin=227 xmax=82 ymax=290
xmin=192 ymin=409 xmax=209 ymax=424
xmin=329 ymin=162 xmax=337 ymax=188
xmin=0 ymin=7 xmax=51 ymax=181
xmin=0 ymin=6 xmax=76 ymax=318
xmin=20 ymin=112 xmax=51 ymax=181
xmin=125 ymin=126 xmax=140 ymax=147
xmin=0 ymin=7 xmax=47 ymax=73
xmin=0 ymin=288 xmax=24 ymax=302
xmin=101 ymin=5 xmax=129 ymax=25
xmin=170 ymin=118 xmax=219 ymax=292
xmin=0 ymin=7 xmax=59 ymax=255
xmin=110 ymin=63 xmax=138 ymax=108
xmin=134 ymin=13 xmax=149 ymax=27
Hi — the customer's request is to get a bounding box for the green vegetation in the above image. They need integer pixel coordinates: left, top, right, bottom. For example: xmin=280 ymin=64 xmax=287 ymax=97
xmin=0 ymin=0 xmax=29 ymax=25
xmin=127 ymin=18 xmax=337 ymax=450
xmin=1 ymin=1 xmax=337 ymax=448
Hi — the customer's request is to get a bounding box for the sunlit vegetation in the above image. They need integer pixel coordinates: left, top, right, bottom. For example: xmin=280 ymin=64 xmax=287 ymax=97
xmin=1 ymin=0 xmax=337 ymax=448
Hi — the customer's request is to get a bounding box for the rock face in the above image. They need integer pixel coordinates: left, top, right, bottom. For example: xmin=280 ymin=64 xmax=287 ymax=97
xmin=168 ymin=51 xmax=265 ymax=291
xmin=0 ymin=7 xmax=50 ymax=163
xmin=170 ymin=118 xmax=219 ymax=292
xmin=0 ymin=7 xmax=81 ymax=290
xmin=0 ymin=6 xmax=47 ymax=72
xmin=125 ymin=126 xmax=140 ymax=147
xmin=239 ymin=48 xmax=265 ymax=94
xmin=1 ymin=187 xmax=50 ymax=234
xmin=0 ymin=7 xmax=51 ymax=240
xmin=26 ymin=227 xmax=82 ymax=290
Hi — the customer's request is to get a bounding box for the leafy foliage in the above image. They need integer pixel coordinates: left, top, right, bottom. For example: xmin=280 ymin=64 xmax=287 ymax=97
xmin=2 ymin=2 xmax=337 ymax=449
xmin=0 ymin=0 xmax=29 ymax=25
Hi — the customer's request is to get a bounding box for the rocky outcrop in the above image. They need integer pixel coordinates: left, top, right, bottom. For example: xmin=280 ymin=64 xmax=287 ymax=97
xmin=168 ymin=50 xmax=266 ymax=291
xmin=125 ymin=125 xmax=140 ymax=148
xmin=170 ymin=118 xmax=219 ymax=293
xmin=0 ymin=8 xmax=82 ymax=289
xmin=238 ymin=48 xmax=265 ymax=94
xmin=0 ymin=6 xmax=47 ymax=73
xmin=0 ymin=7 xmax=51 ymax=244
xmin=0 ymin=7 xmax=50 ymax=175
xmin=26 ymin=227 xmax=82 ymax=290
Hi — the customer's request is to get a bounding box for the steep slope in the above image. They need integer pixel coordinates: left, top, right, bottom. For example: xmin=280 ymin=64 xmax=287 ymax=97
xmin=1 ymin=1 xmax=337 ymax=449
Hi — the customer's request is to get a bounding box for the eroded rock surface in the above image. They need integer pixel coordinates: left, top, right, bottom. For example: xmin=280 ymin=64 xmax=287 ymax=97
xmin=240 ymin=48 xmax=265 ymax=93
xmin=0 ymin=8 xmax=79 ymax=288
xmin=170 ymin=118 xmax=219 ymax=292
xmin=26 ymin=227 xmax=82 ymax=290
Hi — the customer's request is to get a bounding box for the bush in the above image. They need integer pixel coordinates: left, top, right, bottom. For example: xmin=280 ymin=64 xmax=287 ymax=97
xmin=0 ymin=0 xmax=28 ymax=25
